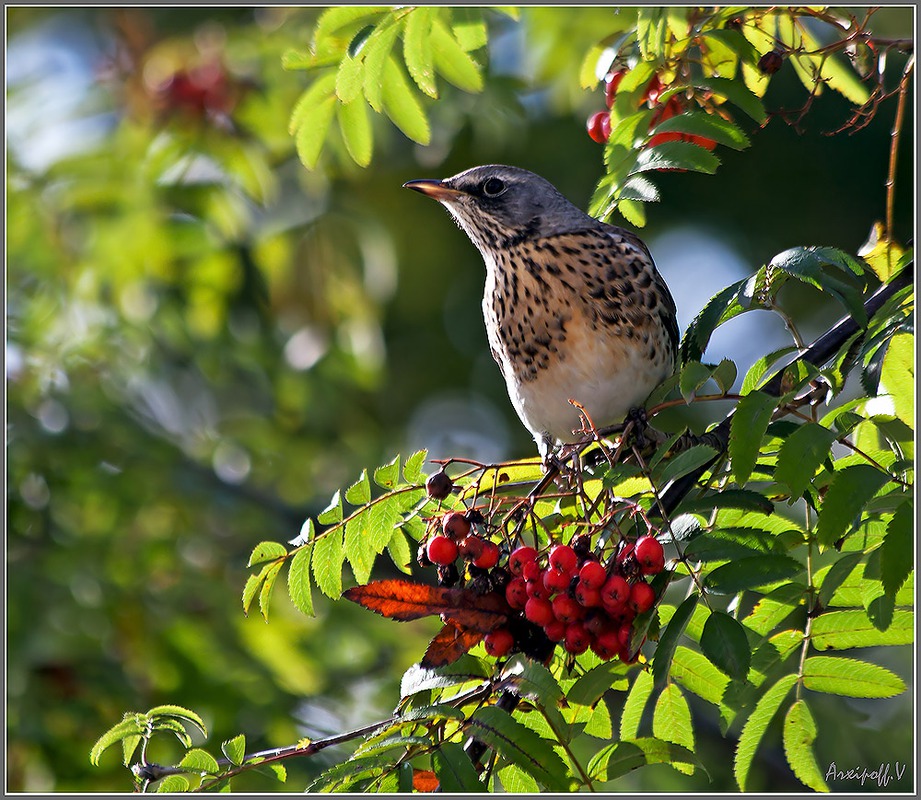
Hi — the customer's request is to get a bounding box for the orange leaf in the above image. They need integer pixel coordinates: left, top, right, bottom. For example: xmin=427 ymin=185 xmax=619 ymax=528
xmin=412 ymin=768 xmax=439 ymax=792
xmin=343 ymin=579 xmax=510 ymax=633
xmin=422 ymin=620 xmax=483 ymax=668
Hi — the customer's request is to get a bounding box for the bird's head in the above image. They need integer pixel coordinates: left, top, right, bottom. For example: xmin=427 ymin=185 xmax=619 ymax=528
xmin=404 ymin=165 xmax=594 ymax=254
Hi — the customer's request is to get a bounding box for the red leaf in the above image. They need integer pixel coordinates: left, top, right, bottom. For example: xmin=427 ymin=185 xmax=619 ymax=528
xmin=412 ymin=769 xmax=439 ymax=792
xmin=421 ymin=620 xmax=484 ymax=668
xmin=343 ymin=579 xmax=510 ymax=632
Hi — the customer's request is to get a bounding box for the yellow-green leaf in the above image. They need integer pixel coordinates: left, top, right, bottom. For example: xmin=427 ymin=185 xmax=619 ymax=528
xmin=783 ymin=700 xmax=830 ymax=791
xmin=430 ymin=18 xmax=483 ymax=92
xmin=337 ymin=97 xmax=373 ymax=167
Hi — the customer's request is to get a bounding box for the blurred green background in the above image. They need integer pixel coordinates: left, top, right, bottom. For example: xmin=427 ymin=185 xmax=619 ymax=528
xmin=6 ymin=6 xmax=914 ymax=792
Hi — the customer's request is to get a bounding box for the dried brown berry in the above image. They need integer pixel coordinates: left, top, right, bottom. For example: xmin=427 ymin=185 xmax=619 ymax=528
xmin=425 ymin=470 xmax=453 ymax=500
xmin=758 ymin=49 xmax=785 ymax=75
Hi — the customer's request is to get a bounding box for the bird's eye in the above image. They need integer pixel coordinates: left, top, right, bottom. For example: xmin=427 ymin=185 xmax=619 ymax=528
xmin=482 ymin=177 xmax=506 ymax=197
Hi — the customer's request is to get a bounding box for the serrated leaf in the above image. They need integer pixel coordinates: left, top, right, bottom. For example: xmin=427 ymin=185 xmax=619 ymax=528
xmin=337 ymin=97 xmax=373 ymax=167
xmin=657 ymin=444 xmax=719 ymax=485
xmin=179 ymin=748 xmax=220 ymax=775
xmin=697 ymin=75 xmax=766 ymax=123
xmin=402 ymin=449 xmax=428 ymax=483
xmin=653 ymin=594 xmax=699 ymax=690
xmin=711 ymin=358 xmax=737 ymax=393
xmin=880 ymin=501 xmax=913 ymax=597
xmin=287 ymin=544 xmax=314 ymax=616
xmin=312 ymin=529 xmax=345 ymax=598
xmin=335 ymin=54 xmax=364 ymax=103
xmin=451 ymin=8 xmax=487 ymax=51
xmin=403 ymin=7 xmax=437 ymax=97
xmin=360 ymin=18 xmax=402 ymax=111
xmin=589 ymin=737 xmax=701 ymax=782
xmin=501 ymin=655 xmax=563 ymax=705
xmin=744 ymin=582 xmax=804 ymax=637
xmin=651 ymin=111 xmax=751 ymax=150
xmin=774 ymin=423 xmax=837 ymax=499
xmin=679 ymin=360 xmax=716 ymax=402
xmin=313 ymin=7 xmax=389 ymax=50
xmin=734 ymin=673 xmax=797 ymax=790
xmin=90 ymin=715 xmax=148 ymax=766
xmin=677 ymin=489 xmax=775 ymax=516
xmin=467 ymin=706 xmax=570 ymax=791
xmin=345 ymin=515 xmax=375 ymax=585
xmin=147 ymin=705 xmax=206 ymax=734
xmin=386 ymin=527 xmax=413 ymax=574
xmin=783 ymin=700 xmax=829 ymax=791
xmin=701 ymin=611 xmax=751 ymax=680
xmin=670 ymin=646 xmax=730 ymax=706
xmin=816 ymin=551 xmax=863 ymax=610
xmin=568 ymin=660 xmax=631 ymax=706
xmin=247 ymin=541 xmax=287 ymax=568
xmin=815 ymin=464 xmax=890 ymax=547
xmin=635 ymin=140 xmax=721 ymax=175
xmin=430 ymin=18 xmax=483 ymax=92
xmin=258 ymin=560 xmax=284 ymax=621
xmin=680 ymin=278 xmax=747 ymax=363
xmin=499 ymin=763 xmax=540 ymax=793
xmin=156 ymin=775 xmax=189 ymax=792
xmin=318 ymin=490 xmax=344 ymax=525
xmin=345 ymin=469 xmax=372 ymax=505
xmin=619 ymin=175 xmax=660 ymax=203
xmin=432 ymin=742 xmax=488 ymax=792
xmin=729 ymin=390 xmax=778 ymax=486
xmin=802 ymin=656 xmax=905 ymax=698
xmin=222 ymin=734 xmax=246 ymax=766
xmin=811 ymin=609 xmax=912 ymax=650
xmin=580 ymin=42 xmax=607 ymax=88
xmin=740 ymin=345 xmax=799 ymax=395
xmin=289 ymin=72 xmax=337 ymax=133
xmin=373 ymin=455 xmax=401 ymax=490
xmin=399 ymin=656 xmax=489 ymax=698
xmin=653 ymin=684 xmax=695 ymax=774
xmin=617 ymin=197 xmax=647 ymax=228
xmin=620 ymin=668 xmax=654 ymax=739
xmin=705 ymin=554 xmax=804 ymax=594
xmin=242 ymin=570 xmax=263 ymax=616
xmin=684 ymin=526 xmax=775 ymax=562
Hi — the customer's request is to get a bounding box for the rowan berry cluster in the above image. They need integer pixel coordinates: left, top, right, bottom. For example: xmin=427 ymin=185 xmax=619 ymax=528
xmin=419 ymin=470 xmax=667 ymax=665
xmin=586 ymin=68 xmax=716 ymax=152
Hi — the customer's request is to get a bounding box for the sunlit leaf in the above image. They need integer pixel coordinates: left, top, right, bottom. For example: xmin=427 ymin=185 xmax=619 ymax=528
xmin=430 ymin=18 xmax=483 ymax=92
xmin=802 ymin=656 xmax=906 ymax=698
xmin=287 ymin=544 xmax=314 ymax=617
xmin=733 ymin=674 xmax=797 ymax=790
xmin=783 ymin=700 xmax=829 ymax=791
xmin=729 ymin=390 xmax=778 ymax=486
xmin=810 ymin=609 xmax=912 ymax=651
xmin=312 ymin=529 xmax=345 ymax=598
xmin=815 ymin=465 xmax=890 ymax=546
xmin=432 ymin=742 xmax=488 ymax=791
xmin=653 ymin=684 xmax=695 ymax=774
xmin=337 ymin=97 xmax=373 ymax=167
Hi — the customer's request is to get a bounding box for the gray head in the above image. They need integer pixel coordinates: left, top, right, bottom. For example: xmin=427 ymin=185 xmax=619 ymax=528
xmin=404 ymin=165 xmax=600 ymax=254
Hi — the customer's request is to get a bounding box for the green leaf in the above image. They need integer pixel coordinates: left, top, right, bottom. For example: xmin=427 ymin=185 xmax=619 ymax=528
xmin=816 ymin=552 xmax=863 ymax=610
xmin=802 ymin=656 xmax=906 ymax=698
xmin=711 ymin=358 xmax=738 ymax=393
xmin=430 ymin=18 xmax=483 ymax=91
xmin=373 ymin=455 xmax=401 ymax=490
xmin=221 ymin=734 xmax=246 ymax=766
xmin=499 ymin=763 xmax=540 ymax=793
xmin=880 ymin=501 xmax=913 ymax=597
xmin=294 ymin=95 xmax=336 ymax=170
xmin=312 ymin=529 xmax=345 ymax=599
xmin=680 ymin=279 xmax=747 ymax=363
xmin=156 ymin=775 xmax=189 ymax=792
xmin=121 ymin=734 xmax=142 ymax=767
xmin=179 ymin=748 xmax=220 ymax=775
xmin=701 ymin=611 xmax=751 ymax=680
xmin=733 ymin=674 xmax=797 ymax=791
xmin=287 ymin=544 xmax=314 ymax=616
xmin=289 ymin=72 xmax=337 ymax=134
xmin=783 ymin=700 xmax=829 ymax=791
xmin=400 ymin=657 xmax=489 ymax=698
xmin=650 ymin=111 xmax=751 ymax=150
xmin=386 ymin=528 xmax=413 ymax=574
xmin=451 ymin=7 xmax=487 ymax=51
xmin=697 ymin=75 xmax=767 ymax=123
xmin=819 ymin=52 xmax=871 ymax=105
xmin=589 ymin=737 xmax=700 ymax=782
xmin=90 ymin=715 xmax=147 ymax=766
xmin=567 ymin=661 xmax=631 ymax=706
xmin=671 ymin=646 xmax=730 ymax=706
xmin=705 ymin=554 xmax=804 ymax=594
xmin=466 ymin=706 xmax=570 ymax=791
xmin=620 ymin=668 xmax=654 ymax=739
xmin=617 ymin=198 xmax=647 ymax=228
xmin=653 ymin=594 xmax=698 ymax=690
xmin=258 ymin=560 xmax=284 ymax=621
xmin=313 ymin=7 xmax=389 ymax=49
xmin=684 ymin=526 xmax=774 ymax=562
xmin=403 ymin=7 xmax=437 ymax=97
xmin=810 ymin=609 xmax=912 ymax=651
xmin=247 ymin=541 xmax=287 ymax=568
xmin=360 ymin=18 xmax=403 ymax=111
xmin=432 ymin=742 xmax=488 ymax=792
xmin=318 ymin=490 xmax=344 ymax=525
xmin=402 ymin=449 xmax=428 ymax=483
xmin=337 ymin=97 xmax=373 ymax=167
xmin=501 ymin=655 xmax=563 ymax=706
xmin=744 ymin=583 xmax=804 ymax=637
xmin=657 ymin=445 xmax=718 ymax=485
xmin=815 ymin=465 xmax=890 ymax=547
xmin=242 ymin=569 xmax=263 ymax=615
xmin=729 ymin=391 xmax=778 ymax=486
xmin=147 ymin=705 xmax=206 ymax=734
xmin=335 ymin=54 xmax=365 ymax=103
xmin=740 ymin=346 xmax=799 ymax=395
xmin=634 ymin=140 xmax=721 ymax=175
xmin=344 ymin=516 xmax=375 ymax=585
xmin=880 ymin=333 xmax=914 ymax=428
xmin=774 ymin=423 xmax=837 ymax=499
xmin=345 ymin=469 xmax=372 ymax=505
xmin=652 ymin=684 xmax=695 ymax=774
xmin=677 ymin=489 xmax=775 ymax=516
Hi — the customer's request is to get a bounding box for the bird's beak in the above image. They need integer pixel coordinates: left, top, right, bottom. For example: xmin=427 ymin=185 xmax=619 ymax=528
xmin=403 ymin=179 xmax=465 ymax=201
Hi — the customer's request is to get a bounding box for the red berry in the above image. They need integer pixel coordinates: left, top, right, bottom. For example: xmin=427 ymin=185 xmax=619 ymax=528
xmin=549 ymin=545 xmax=578 ymax=576
xmin=544 ymin=619 xmax=567 ymax=642
xmin=601 ymin=575 xmax=630 ymax=610
xmin=526 ymin=573 xmax=552 ymax=601
xmin=644 ymin=74 xmax=665 ymax=106
xmin=525 ymin=597 xmax=555 ymax=627
xmin=427 ymin=535 xmax=458 ymax=566
xmin=442 ymin=511 xmax=471 ymax=540
xmin=604 ymin=69 xmax=627 ymax=108
xmin=574 ymin=584 xmax=601 ymax=608
xmin=505 ymin=577 xmax=528 ymax=609
xmin=617 ymin=622 xmax=633 ymax=648
xmin=564 ymin=623 xmax=591 ymax=655
xmin=629 ymin=581 xmax=656 ymax=613
xmin=425 ymin=470 xmax=453 ymax=500
xmin=578 ymin=561 xmax=607 ymax=590
xmin=473 ymin=540 xmax=500 ymax=569
xmin=510 ymin=547 xmax=538 ymax=576
xmin=592 ymin=630 xmax=621 ymax=660
xmin=586 ymin=110 xmax=611 ymax=144
xmin=521 ymin=559 xmax=541 ymax=582
xmin=584 ymin=611 xmax=615 ymax=637
xmin=552 ymin=594 xmax=584 ymax=624
xmin=635 ymin=536 xmax=664 ymax=569
xmin=484 ymin=628 xmax=515 ymax=657
xmin=617 ymin=542 xmax=635 ymax=566
xmin=543 ymin=568 xmax=572 ymax=593
xmin=457 ymin=535 xmax=484 ymax=561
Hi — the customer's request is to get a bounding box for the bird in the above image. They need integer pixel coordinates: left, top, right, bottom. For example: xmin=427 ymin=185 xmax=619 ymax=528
xmin=404 ymin=165 xmax=678 ymax=459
